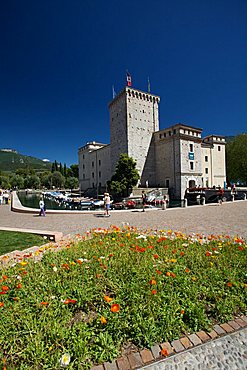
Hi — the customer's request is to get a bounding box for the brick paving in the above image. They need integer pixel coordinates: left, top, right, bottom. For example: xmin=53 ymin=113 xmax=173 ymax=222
xmin=0 ymin=200 xmax=247 ymax=238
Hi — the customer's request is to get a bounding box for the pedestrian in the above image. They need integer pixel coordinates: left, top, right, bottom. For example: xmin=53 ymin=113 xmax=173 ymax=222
xmin=104 ymin=192 xmax=111 ymax=217
xmin=162 ymin=195 xmax=167 ymax=210
xmin=218 ymin=187 xmax=224 ymax=205
xmin=39 ymin=198 xmax=46 ymax=216
xmin=141 ymin=190 xmax=147 ymax=212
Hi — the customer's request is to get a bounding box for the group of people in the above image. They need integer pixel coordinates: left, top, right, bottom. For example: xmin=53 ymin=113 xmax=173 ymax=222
xmin=0 ymin=191 xmax=10 ymax=205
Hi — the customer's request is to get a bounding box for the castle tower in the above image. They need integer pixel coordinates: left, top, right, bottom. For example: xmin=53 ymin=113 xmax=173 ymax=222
xmin=109 ymin=87 xmax=160 ymax=181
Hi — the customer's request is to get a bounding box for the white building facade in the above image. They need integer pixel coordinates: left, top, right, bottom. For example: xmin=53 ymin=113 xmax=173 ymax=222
xmin=78 ymin=87 xmax=226 ymax=199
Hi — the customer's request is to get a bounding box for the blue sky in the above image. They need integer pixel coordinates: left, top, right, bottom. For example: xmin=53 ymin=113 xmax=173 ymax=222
xmin=0 ymin=0 xmax=246 ymax=165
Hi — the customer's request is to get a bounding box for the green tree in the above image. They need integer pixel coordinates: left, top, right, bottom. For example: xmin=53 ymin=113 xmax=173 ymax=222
xmin=65 ymin=177 xmax=79 ymax=191
xmin=10 ymin=174 xmax=24 ymax=189
xmin=69 ymin=164 xmax=79 ymax=178
xmin=0 ymin=176 xmax=10 ymax=189
xmin=226 ymin=134 xmax=247 ymax=184
xmin=63 ymin=163 xmax=67 ymax=177
xmin=108 ymin=154 xmax=140 ymax=196
xmin=50 ymin=171 xmax=65 ymax=189
xmin=24 ymin=175 xmax=41 ymax=189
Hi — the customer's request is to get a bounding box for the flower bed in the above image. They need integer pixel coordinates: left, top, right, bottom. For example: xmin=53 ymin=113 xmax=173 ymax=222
xmin=0 ymin=226 xmax=246 ymax=369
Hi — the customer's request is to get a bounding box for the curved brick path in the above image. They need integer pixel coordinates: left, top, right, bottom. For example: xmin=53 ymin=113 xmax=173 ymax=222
xmin=0 ymin=200 xmax=247 ymax=238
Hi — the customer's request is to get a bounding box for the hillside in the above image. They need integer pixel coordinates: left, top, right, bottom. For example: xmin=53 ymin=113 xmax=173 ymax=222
xmin=0 ymin=150 xmax=52 ymax=173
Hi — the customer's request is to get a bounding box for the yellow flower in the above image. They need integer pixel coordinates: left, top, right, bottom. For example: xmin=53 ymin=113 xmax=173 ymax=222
xmin=100 ymin=316 xmax=107 ymax=324
xmin=19 ymin=261 xmax=27 ymax=266
xmin=192 ymin=276 xmax=197 ymax=281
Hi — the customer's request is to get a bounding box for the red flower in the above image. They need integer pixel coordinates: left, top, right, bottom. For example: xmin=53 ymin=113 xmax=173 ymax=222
xmin=156 ymin=269 xmax=162 ymax=275
xmin=226 ymin=282 xmax=232 ymax=287
xmin=41 ymin=301 xmax=49 ymax=306
xmin=111 ymin=303 xmax=120 ymax=313
xmin=185 ymin=268 xmax=190 ymax=273
xmin=151 ymin=289 xmax=157 ymax=295
xmin=153 ymin=254 xmax=159 ymax=259
xmin=160 ymin=348 xmax=168 ymax=357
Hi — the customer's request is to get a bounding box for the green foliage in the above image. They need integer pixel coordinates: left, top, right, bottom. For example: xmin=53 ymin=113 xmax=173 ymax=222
xmin=0 ymin=228 xmax=246 ymax=368
xmin=0 ymin=175 xmax=10 ymax=189
xmin=65 ymin=177 xmax=79 ymax=190
xmin=24 ymin=175 xmax=41 ymax=189
xmin=226 ymin=134 xmax=247 ymax=184
xmin=9 ymin=174 xmax=24 ymax=189
xmin=0 ymin=231 xmax=45 ymax=255
xmin=109 ymin=154 xmax=140 ymax=196
xmin=50 ymin=171 xmax=65 ymax=188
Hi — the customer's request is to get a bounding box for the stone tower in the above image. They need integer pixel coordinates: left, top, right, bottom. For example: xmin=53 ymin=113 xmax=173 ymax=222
xmin=109 ymin=87 xmax=160 ymax=182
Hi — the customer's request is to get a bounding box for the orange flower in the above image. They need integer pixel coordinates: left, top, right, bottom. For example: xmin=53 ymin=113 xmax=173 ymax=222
xmin=156 ymin=270 xmax=162 ymax=275
xmin=96 ymin=274 xmax=101 ymax=279
xmin=64 ymin=299 xmax=77 ymax=304
xmin=160 ymin=348 xmax=168 ymax=357
xmin=153 ymin=254 xmax=159 ymax=259
xmin=62 ymin=263 xmax=70 ymax=270
xmin=205 ymin=251 xmax=212 ymax=257
xmin=180 ymin=309 xmax=185 ymax=315
xmin=166 ymin=271 xmax=171 ymax=277
xmin=41 ymin=301 xmax=49 ymax=306
xmin=185 ymin=268 xmax=190 ymax=273
xmin=0 ymin=302 xmax=4 ymax=307
xmin=170 ymin=272 xmax=176 ymax=278
xmin=149 ymin=279 xmax=157 ymax=285
xmin=16 ymin=283 xmax=22 ymax=289
xmin=180 ymin=252 xmax=185 ymax=257
xmin=151 ymin=289 xmax=157 ymax=295
xmin=111 ymin=303 xmax=120 ymax=313
xmin=1 ymin=286 xmax=8 ymax=292
xmin=100 ymin=316 xmax=107 ymax=324
xmin=104 ymin=295 xmax=113 ymax=303
xmin=226 ymin=282 xmax=232 ymax=287
xmin=2 ymin=275 xmax=8 ymax=280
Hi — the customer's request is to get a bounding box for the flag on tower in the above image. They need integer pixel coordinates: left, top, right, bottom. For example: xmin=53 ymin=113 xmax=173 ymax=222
xmin=126 ymin=71 xmax=132 ymax=87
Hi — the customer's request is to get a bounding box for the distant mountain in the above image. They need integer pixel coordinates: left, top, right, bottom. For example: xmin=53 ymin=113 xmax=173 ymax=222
xmin=0 ymin=149 xmax=52 ymax=173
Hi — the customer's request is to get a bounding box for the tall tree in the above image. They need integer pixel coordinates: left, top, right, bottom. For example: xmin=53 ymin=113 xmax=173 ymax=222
xmin=70 ymin=164 xmax=79 ymax=178
xmin=226 ymin=134 xmax=247 ymax=184
xmin=108 ymin=154 xmax=140 ymax=196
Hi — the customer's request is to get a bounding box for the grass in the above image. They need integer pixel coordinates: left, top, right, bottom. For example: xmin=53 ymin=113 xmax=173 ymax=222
xmin=0 ymin=226 xmax=246 ymax=369
xmin=0 ymin=231 xmax=46 ymax=255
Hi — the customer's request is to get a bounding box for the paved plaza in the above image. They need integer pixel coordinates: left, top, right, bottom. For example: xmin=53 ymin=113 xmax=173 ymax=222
xmin=0 ymin=200 xmax=247 ymax=239
xmin=0 ymin=200 xmax=247 ymax=370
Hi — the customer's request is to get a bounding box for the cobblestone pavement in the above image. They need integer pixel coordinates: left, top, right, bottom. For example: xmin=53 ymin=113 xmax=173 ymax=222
xmin=0 ymin=200 xmax=247 ymax=238
xmin=142 ymin=328 xmax=247 ymax=370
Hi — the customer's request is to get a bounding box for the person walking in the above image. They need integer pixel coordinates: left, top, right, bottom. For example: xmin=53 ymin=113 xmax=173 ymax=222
xmin=39 ymin=198 xmax=46 ymax=216
xmin=218 ymin=187 xmax=224 ymax=205
xmin=141 ymin=190 xmax=147 ymax=212
xmin=104 ymin=193 xmax=111 ymax=217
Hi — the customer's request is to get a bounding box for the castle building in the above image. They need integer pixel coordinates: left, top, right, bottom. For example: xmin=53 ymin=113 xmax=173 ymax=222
xmin=78 ymin=86 xmax=226 ymax=199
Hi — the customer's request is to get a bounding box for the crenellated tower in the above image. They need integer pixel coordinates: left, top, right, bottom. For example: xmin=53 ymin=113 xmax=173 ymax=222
xmin=109 ymin=87 xmax=160 ymax=182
